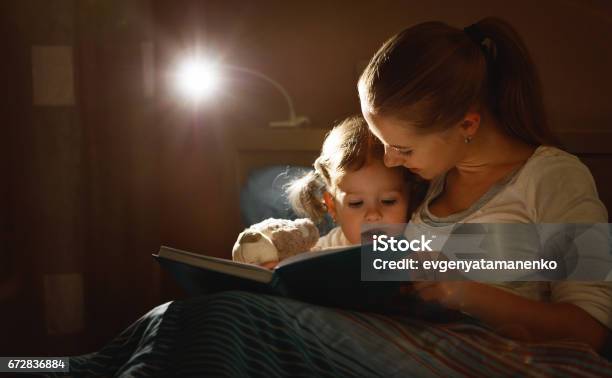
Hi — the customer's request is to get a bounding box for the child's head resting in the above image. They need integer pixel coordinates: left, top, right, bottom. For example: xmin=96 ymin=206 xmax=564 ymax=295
xmin=287 ymin=116 xmax=417 ymax=245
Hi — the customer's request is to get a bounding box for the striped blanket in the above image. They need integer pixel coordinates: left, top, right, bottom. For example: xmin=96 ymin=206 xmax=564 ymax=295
xmin=62 ymin=291 xmax=612 ymax=377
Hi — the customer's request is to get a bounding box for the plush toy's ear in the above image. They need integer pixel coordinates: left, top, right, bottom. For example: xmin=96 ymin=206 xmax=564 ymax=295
xmin=238 ymin=231 xmax=262 ymax=243
xmin=232 ymin=230 xmax=279 ymax=264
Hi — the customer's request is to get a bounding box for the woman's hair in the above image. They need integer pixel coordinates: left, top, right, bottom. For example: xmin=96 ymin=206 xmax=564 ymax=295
xmin=358 ymin=17 xmax=558 ymax=146
xmin=287 ymin=116 xmax=393 ymax=223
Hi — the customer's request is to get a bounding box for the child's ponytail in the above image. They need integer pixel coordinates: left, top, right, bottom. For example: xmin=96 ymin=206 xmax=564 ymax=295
xmin=286 ymin=168 xmax=328 ymax=223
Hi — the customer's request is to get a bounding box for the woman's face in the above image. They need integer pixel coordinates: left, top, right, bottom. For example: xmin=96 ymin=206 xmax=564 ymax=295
xmin=362 ymin=111 xmax=468 ymax=180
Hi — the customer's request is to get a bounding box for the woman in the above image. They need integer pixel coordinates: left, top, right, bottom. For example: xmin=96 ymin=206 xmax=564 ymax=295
xmin=357 ymin=18 xmax=612 ymax=352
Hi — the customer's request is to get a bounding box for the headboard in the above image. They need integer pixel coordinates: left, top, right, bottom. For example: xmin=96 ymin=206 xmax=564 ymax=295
xmin=229 ymin=127 xmax=328 ymax=188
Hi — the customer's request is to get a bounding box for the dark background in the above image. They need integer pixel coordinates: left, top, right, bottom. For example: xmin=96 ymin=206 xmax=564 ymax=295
xmin=1 ymin=0 xmax=612 ymax=357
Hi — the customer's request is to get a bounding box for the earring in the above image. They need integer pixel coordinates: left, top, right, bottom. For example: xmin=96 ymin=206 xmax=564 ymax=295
xmin=464 ymin=136 xmax=473 ymax=144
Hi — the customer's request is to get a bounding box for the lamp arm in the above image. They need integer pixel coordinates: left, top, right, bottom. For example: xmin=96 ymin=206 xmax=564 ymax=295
xmin=226 ymin=65 xmax=297 ymax=120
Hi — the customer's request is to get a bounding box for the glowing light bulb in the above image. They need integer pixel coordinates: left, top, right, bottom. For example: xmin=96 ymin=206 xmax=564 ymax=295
xmin=175 ymin=58 xmax=220 ymax=102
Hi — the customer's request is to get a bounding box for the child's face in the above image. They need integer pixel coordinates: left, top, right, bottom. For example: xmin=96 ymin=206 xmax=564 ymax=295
xmin=325 ymin=160 xmax=409 ymax=245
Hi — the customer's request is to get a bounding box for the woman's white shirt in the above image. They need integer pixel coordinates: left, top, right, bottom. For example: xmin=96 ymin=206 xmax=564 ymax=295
xmin=411 ymin=146 xmax=612 ymax=330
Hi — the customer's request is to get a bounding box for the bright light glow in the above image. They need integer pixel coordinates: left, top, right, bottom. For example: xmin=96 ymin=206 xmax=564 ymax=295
xmin=175 ymin=58 xmax=220 ymax=102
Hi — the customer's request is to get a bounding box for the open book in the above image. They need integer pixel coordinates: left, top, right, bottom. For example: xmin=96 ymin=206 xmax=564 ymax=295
xmin=154 ymin=245 xmax=414 ymax=312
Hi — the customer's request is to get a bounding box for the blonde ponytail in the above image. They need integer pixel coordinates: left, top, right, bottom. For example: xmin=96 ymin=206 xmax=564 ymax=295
xmin=285 ymin=169 xmax=328 ymax=223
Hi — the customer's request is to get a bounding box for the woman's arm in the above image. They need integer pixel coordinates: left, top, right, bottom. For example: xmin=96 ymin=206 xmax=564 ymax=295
xmin=411 ymin=281 xmax=610 ymax=351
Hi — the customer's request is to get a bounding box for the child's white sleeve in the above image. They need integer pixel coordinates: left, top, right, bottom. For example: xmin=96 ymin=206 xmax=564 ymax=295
xmin=312 ymin=227 xmax=350 ymax=250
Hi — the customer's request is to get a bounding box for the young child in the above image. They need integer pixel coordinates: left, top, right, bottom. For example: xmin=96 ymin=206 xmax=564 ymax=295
xmin=286 ymin=115 xmax=423 ymax=250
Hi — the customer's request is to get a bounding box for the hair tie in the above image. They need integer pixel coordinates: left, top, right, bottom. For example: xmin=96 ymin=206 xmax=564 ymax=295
xmin=464 ymin=24 xmax=498 ymax=104
xmin=464 ymin=23 xmax=498 ymax=67
xmin=464 ymin=23 xmax=489 ymax=53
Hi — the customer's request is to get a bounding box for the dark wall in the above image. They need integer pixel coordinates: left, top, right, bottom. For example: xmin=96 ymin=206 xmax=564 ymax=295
xmin=178 ymin=0 xmax=612 ymax=131
xmin=2 ymin=0 xmax=163 ymax=355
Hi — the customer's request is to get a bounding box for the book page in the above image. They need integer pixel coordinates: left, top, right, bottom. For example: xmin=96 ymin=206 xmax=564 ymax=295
xmin=158 ymin=246 xmax=274 ymax=283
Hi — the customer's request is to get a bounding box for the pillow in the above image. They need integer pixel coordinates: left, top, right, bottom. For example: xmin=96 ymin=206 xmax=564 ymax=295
xmin=240 ymin=165 xmax=335 ymax=235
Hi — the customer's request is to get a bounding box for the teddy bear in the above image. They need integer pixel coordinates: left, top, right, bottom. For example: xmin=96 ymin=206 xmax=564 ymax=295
xmin=232 ymin=218 xmax=320 ymax=265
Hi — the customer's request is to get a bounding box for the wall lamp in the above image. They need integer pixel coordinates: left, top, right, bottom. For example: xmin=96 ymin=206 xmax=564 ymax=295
xmin=175 ymin=57 xmax=309 ymax=128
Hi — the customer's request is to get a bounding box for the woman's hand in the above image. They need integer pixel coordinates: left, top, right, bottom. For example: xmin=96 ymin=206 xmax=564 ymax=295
xmin=409 ymin=281 xmax=609 ymax=351
xmin=407 ymin=281 xmax=479 ymax=311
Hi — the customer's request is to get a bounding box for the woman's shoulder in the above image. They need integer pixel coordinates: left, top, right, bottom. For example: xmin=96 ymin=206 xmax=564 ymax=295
xmin=516 ymin=145 xmax=594 ymax=186
xmin=524 ymin=145 xmax=583 ymax=169
xmin=516 ymin=145 xmax=607 ymax=222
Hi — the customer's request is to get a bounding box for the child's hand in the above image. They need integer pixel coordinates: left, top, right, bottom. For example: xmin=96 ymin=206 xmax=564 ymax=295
xmin=259 ymin=261 xmax=279 ymax=269
xmin=409 ymin=281 xmax=478 ymax=311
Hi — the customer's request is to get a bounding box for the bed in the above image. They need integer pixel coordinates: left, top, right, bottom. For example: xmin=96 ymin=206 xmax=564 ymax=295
xmin=57 ymin=291 xmax=612 ymax=377
xmin=53 ymin=129 xmax=612 ymax=377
